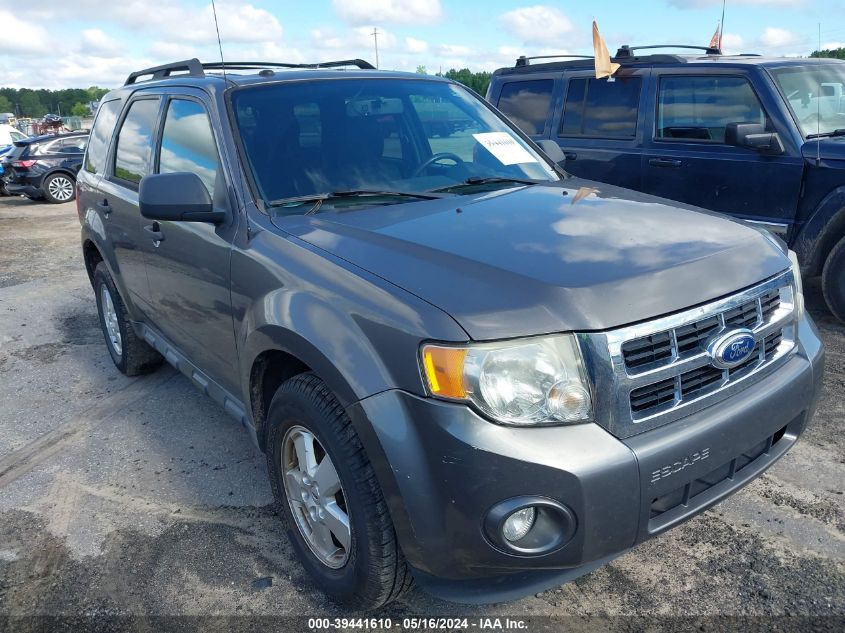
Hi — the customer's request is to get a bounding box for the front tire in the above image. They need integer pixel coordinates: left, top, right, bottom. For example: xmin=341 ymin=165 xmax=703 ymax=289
xmin=42 ymin=173 xmax=76 ymax=204
xmin=93 ymin=263 xmax=163 ymax=375
xmin=822 ymin=235 xmax=845 ymax=323
xmin=266 ymin=374 xmax=413 ymax=609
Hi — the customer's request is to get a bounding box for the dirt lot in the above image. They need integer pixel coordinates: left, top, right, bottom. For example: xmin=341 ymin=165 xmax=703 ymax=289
xmin=0 ymin=196 xmax=843 ymax=629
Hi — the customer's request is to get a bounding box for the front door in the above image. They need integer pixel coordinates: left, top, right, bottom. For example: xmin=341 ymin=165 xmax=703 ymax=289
xmin=139 ymin=94 xmax=240 ymax=393
xmin=642 ymin=71 xmax=803 ymax=234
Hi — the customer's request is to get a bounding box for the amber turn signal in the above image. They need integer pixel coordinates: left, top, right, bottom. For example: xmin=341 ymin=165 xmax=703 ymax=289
xmin=421 ymin=345 xmax=468 ymax=399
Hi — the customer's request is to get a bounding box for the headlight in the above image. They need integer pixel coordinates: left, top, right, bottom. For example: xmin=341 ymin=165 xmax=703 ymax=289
xmin=788 ymin=250 xmax=804 ymax=320
xmin=421 ymin=334 xmax=593 ymax=426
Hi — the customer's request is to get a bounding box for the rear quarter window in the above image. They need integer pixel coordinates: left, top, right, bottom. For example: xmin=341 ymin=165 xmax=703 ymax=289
xmin=496 ymin=80 xmax=554 ymax=135
xmin=85 ymin=99 xmax=122 ymax=175
xmin=560 ymin=76 xmax=642 ymax=138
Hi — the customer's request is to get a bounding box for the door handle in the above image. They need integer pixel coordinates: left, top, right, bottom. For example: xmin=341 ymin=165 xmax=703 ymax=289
xmin=564 ymin=151 xmax=578 ymax=161
xmin=144 ymin=222 xmax=165 ymax=247
xmin=96 ymin=199 xmax=112 ymax=217
xmin=648 ymin=158 xmax=682 ymax=168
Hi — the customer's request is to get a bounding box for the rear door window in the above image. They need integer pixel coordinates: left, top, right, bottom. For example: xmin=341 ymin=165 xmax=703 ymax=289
xmin=85 ymin=99 xmax=122 ymax=175
xmin=496 ymin=80 xmax=554 ymax=135
xmin=560 ymin=76 xmax=641 ymax=138
xmin=113 ymin=99 xmax=160 ymax=186
xmin=158 ymin=99 xmax=219 ymax=195
xmin=656 ymin=75 xmax=768 ymax=143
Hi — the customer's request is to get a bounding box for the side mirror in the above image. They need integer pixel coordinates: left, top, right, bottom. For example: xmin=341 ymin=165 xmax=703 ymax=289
xmin=536 ymin=139 xmax=566 ymax=164
xmin=139 ymin=172 xmax=225 ymax=223
xmin=725 ymin=122 xmax=785 ymax=156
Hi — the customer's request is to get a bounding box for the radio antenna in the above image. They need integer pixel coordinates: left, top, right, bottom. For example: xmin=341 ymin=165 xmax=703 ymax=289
xmin=211 ymin=0 xmax=227 ymax=81
xmin=817 ymin=22 xmax=821 ymax=164
xmin=719 ymin=0 xmax=726 ymax=49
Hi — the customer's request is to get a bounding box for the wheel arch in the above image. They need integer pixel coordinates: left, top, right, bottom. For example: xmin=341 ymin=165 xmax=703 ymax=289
xmin=793 ymin=186 xmax=845 ymax=277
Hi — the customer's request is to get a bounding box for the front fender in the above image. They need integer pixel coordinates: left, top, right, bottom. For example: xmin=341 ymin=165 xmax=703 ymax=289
xmin=233 ymin=223 xmax=468 ymax=415
xmin=793 ymin=185 xmax=845 ymax=276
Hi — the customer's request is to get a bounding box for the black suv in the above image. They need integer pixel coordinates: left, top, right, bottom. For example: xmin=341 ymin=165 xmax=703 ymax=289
xmin=1 ymin=131 xmax=88 ymax=203
xmin=488 ymin=48 xmax=845 ymax=322
xmin=78 ymin=58 xmax=823 ymax=608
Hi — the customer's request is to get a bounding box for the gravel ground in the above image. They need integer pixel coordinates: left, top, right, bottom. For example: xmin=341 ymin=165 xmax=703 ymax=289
xmin=0 ymin=196 xmax=843 ymax=630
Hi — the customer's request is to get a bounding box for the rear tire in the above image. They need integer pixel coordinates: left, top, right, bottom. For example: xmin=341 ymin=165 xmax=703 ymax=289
xmin=266 ymin=373 xmax=413 ymax=609
xmin=42 ymin=173 xmax=76 ymax=204
xmin=93 ymin=263 xmax=163 ymax=375
xmin=822 ymin=235 xmax=845 ymax=323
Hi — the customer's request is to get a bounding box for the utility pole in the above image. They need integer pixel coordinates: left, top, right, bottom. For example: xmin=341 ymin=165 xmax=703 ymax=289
xmin=372 ymin=28 xmax=380 ymax=69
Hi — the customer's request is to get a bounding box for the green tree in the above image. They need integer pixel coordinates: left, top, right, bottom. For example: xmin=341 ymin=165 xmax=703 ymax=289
xmin=18 ymin=90 xmax=45 ymax=118
xmin=0 ymin=94 xmax=12 ymax=113
xmin=416 ymin=65 xmax=427 ymax=74
xmin=443 ymin=68 xmax=492 ymax=97
xmin=811 ymin=47 xmax=845 ymax=59
xmin=71 ymin=102 xmax=90 ymax=116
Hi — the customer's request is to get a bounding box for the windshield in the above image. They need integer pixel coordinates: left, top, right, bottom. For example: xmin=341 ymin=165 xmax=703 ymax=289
xmin=231 ymin=78 xmax=560 ymax=210
xmin=771 ymin=64 xmax=845 ymax=138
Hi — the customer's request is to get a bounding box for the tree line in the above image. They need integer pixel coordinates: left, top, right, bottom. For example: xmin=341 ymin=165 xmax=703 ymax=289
xmin=811 ymin=47 xmax=845 ymax=59
xmin=0 ymin=87 xmax=110 ymax=119
xmin=416 ymin=66 xmax=492 ymax=98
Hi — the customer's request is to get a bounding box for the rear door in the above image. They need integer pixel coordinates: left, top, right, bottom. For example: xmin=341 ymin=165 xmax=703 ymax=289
xmin=96 ymin=95 xmax=162 ymax=311
xmin=641 ymin=69 xmax=803 ymax=232
xmin=553 ymin=68 xmax=648 ymax=191
xmin=139 ymin=90 xmax=240 ymax=392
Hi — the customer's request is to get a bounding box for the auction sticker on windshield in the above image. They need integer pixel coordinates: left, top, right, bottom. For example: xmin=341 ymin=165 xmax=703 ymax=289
xmin=472 ymin=132 xmax=538 ymax=165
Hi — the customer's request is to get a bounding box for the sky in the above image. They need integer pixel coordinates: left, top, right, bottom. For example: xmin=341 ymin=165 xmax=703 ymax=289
xmin=2 ymin=0 xmax=845 ymax=90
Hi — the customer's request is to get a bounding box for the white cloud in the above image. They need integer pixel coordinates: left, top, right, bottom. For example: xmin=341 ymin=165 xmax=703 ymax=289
xmin=332 ymin=0 xmax=442 ymax=25
xmin=719 ymin=33 xmax=745 ymax=53
xmin=821 ymin=41 xmax=845 ymax=50
xmin=668 ymin=0 xmax=805 ymax=7
xmin=311 ymin=26 xmax=396 ymax=52
xmin=500 ymin=5 xmax=574 ymax=45
xmin=405 ymin=37 xmax=428 ymax=54
xmin=147 ymin=41 xmax=200 ymax=60
xmin=81 ymin=29 xmax=123 ymax=56
xmin=759 ymin=27 xmax=800 ymax=48
xmin=0 ymin=11 xmax=49 ymax=53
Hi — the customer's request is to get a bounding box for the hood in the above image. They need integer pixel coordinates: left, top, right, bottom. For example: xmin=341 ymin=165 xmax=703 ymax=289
xmin=273 ymin=181 xmax=789 ymax=340
xmin=802 ymin=137 xmax=845 ymax=164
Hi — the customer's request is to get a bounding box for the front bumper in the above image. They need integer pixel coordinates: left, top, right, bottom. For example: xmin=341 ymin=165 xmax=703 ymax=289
xmin=346 ymin=314 xmax=824 ymax=604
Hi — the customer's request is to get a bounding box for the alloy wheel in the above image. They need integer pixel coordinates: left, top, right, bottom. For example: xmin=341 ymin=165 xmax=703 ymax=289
xmin=281 ymin=425 xmax=351 ymax=569
xmin=47 ymin=176 xmax=74 ymax=202
xmin=100 ymin=284 xmax=122 ymax=357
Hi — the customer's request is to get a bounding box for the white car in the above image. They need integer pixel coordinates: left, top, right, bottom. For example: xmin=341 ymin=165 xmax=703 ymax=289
xmin=0 ymin=123 xmax=27 ymax=148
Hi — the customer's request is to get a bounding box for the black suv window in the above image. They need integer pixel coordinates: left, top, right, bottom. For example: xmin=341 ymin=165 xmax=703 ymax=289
xmin=159 ymin=99 xmax=219 ymax=195
xmin=85 ymin=99 xmax=122 ymax=175
xmin=560 ymin=77 xmax=641 ymax=138
xmin=114 ymin=99 xmax=159 ymax=185
xmin=496 ymin=80 xmax=553 ymax=135
xmin=657 ymin=76 xmax=768 ymax=143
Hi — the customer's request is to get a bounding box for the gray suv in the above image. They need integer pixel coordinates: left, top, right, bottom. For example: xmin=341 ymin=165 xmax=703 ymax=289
xmin=78 ymin=58 xmax=824 ymax=608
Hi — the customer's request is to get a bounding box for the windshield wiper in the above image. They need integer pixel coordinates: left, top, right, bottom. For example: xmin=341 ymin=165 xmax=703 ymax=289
xmin=807 ymin=128 xmax=845 ymax=139
xmin=269 ymin=189 xmax=446 ymax=208
xmin=428 ymin=176 xmax=542 ymax=193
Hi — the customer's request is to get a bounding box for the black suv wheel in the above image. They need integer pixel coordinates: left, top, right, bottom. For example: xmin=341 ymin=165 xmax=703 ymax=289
xmin=266 ymin=373 xmax=413 ymax=609
xmin=93 ymin=263 xmax=164 ymax=375
xmin=822 ymin=235 xmax=845 ymax=323
xmin=43 ymin=173 xmax=76 ymax=204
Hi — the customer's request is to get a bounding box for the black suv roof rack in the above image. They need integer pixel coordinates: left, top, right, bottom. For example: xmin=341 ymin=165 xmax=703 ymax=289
xmin=515 ymin=54 xmax=592 ymax=67
xmin=125 ymin=58 xmax=376 ymax=85
xmin=615 ymin=44 xmax=721 ymax=58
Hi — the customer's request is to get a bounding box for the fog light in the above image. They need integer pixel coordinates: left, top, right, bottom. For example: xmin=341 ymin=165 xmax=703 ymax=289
xmin=502 ymin=507 xmax=536 ymax=542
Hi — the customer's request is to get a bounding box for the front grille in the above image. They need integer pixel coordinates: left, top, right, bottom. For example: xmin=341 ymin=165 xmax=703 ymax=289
xmin=588 ymin=270 xmax=798 ymax=439
xmin=630 ymin=332 xmax=784 ymax=415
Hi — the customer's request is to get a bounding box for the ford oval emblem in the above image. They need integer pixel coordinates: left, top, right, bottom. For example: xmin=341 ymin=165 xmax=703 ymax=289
xmin=707 ymin=329 xmax=757 ymax=369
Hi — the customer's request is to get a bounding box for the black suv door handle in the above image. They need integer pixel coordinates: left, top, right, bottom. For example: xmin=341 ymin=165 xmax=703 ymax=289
xmin=144 ymin=222 xmax=165 ymax=246
xmin=564 ymin=151 xmax=578 ymax=161
xmin=96 ymin=199 xmax=112 ymax=217
xmin=649 ymin=158 xmax=682 ymax=168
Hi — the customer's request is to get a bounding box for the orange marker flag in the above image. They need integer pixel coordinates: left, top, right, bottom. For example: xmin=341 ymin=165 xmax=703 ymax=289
xmin=709 ymin=22 xmax=721 ymax=49
xmin=592 ymin=20 xmax=620 ymax=79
